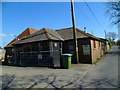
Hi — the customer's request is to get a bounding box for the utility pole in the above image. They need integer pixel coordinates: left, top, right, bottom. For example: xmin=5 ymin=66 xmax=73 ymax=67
xmin=70 ymin=0 xmax=79 ymax=64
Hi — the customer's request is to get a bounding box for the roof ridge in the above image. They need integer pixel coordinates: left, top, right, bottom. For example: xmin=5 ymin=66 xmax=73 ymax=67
xmin=55 ymin=27 xmax=73 ymax=31
xmin=5 ymin=28 xmax=38 ymax=48
xmin=27 ymin=28 xmax=31 ymax=35
xmin=56 ymin=27 xmax=101 ymax=40
xmin=5 ymin=28 xmax=29 ymax=48
xmin=43 ymin=28 xmax=62 ymax=40
xmin=76 ymin=28 xmax=92 ymax=36
xmin=76 ymin=28 xmax=101 ymax=40
xmin=76 ymin=28 xmax=89 ymax=36
xmin=45 ymin=28 xmax=64 ymax=40
xmin=14 ymin=30 xmax=44 ymax=43
xmin=27 ymin=27 xmax=38 ymax=30
xmin=43 ymin=28 xmax=51 ymax=40
xmin=21 ymin=29 xmax=44 ymax=39
xmin=48 ymin=31 xmax=64 ymax=40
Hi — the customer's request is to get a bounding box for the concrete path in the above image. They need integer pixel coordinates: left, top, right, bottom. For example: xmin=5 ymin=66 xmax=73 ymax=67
xmin=0 ymin=46 xmax=119 ymax=89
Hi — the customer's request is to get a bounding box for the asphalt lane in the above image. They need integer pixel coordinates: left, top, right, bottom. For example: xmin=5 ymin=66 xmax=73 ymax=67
xmin=82 ymin=46 xmax=119 ymax=88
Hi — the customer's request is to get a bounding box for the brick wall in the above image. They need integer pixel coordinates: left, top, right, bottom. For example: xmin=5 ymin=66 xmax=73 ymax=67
xmin=90 ymin=40 xmax=102 ymax=63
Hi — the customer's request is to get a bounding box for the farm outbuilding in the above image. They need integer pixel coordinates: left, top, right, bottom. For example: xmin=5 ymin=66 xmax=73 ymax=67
xmin=3 ymin=28 xmax=38 ymax=65
xmin=13 ymin=28 xmax=64 ymax=67
xmin=56 ymin=27 xmax=104 ymax=64
xmin=4 ymin=27 xmax=106 ymax=66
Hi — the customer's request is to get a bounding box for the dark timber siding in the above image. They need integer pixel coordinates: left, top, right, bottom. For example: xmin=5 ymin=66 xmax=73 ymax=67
xmin=14 ymin=41 xmax=61 ymax=67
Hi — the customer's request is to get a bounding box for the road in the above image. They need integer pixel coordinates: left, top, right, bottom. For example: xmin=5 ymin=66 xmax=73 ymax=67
xmin=0 ymin=46 xmax=119 ymax=89
xmin=80 ymin=46 xmax=119 ymax=88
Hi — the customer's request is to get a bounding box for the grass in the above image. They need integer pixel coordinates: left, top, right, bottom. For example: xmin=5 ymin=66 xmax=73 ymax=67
xmin=92 ymin=49 xmax=110 ymax=65
xmin=92 ymin=57 xmax=102 ymax=65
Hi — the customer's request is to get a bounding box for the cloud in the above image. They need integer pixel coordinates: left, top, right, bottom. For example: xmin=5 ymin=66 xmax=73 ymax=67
xmin=0 ymin=33 xmax=7 ymax=37
xmin=0 ymin=33 xmax=15 ymax=37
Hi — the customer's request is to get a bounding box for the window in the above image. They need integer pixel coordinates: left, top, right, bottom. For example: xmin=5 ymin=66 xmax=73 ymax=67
xmin=93 ymin=40 xmax=96 ymax=48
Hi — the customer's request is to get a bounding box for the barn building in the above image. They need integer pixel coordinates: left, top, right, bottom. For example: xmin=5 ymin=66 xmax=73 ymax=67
xmin=13 ymin=28 xmax=64 ymax=67
xmin=4 ymin=27 xmax=107 ymax=66
xmin=56 ymin=27 xmax=104 ymax=64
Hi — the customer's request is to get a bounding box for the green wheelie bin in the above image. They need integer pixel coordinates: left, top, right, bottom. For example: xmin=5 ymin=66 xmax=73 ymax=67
xmin=61 ymin=54 xmax=72 ymax=69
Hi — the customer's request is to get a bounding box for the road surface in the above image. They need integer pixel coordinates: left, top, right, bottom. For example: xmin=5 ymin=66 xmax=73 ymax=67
xmin=80 ymin=45 xmax=119 ymax=88
xmin=0 ymin=46 xmax=119 ymax=89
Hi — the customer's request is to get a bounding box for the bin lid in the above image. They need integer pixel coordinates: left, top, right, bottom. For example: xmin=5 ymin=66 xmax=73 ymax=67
xmin=62 ymin=54 xmax=72 ymax=56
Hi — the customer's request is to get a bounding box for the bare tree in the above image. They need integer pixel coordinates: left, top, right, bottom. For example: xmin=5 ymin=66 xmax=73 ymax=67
xmin=106 ymin=0 xmax=120 ymax=25
xmin=106 ymin=32 xmax=118 ymax=41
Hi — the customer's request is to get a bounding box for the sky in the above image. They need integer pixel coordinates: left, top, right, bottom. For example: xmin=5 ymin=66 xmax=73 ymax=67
xmin=0 ymin=1 xmax=118 ymax=47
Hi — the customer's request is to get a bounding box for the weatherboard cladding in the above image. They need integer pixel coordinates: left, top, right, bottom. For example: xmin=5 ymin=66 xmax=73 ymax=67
xmin=14 ymin=28 xmax=64 ymax=45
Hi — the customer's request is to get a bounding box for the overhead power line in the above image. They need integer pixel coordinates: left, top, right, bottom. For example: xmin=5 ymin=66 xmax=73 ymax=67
xmin=83 ymin=0 xmax=105 ymax=30
xmin=75 ymin=3 xmax=96 ymax=28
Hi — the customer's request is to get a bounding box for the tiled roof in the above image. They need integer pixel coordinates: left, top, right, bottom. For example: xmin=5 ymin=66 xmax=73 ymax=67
xmin=99 ymin=38 xmax=108 ymax=41
xmin=14 ymin=28 xmax=64 ymax=45
xmin=4 ymin=28 xmax=38 ymax=48
xmin=56 ymin=27 xmax=101 ymax=40
xmin=5 ymin=27 xmax=102 ymax=47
